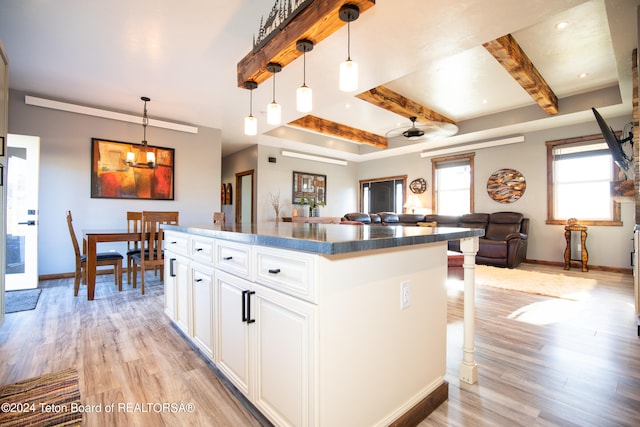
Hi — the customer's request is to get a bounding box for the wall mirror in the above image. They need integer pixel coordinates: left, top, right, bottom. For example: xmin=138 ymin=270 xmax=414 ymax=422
xmin=292 ymin=171 xmax=326 ymax=205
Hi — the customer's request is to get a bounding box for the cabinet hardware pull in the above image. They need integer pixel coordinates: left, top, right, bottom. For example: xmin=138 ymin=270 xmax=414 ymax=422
xmin=242 ymin=290 xmax=249 ymax=322
xmin=170 ymin=258 xmax=176 ymax=277
xmin=195 ymin=278 xmax=203 ymax=283
xmin=247 ymin=291 xmax=256 ymax=324
xmin=223 ymin=256 xmax=233 ymax=260
xmin=170 ymin=241 xmax=177 ymax=244
xmin=196 ymin=247 xmax=203 ymax=252
xmin=268 ymin=268 xmax=281 ymax=274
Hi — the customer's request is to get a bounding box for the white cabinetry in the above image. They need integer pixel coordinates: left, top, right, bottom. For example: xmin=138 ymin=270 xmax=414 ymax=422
xmin=162 ymin=227 xmax=452 ymax=426
xmin=215 ymin=269 xmax=316 ymax=427
xmin=191 ymin=262 xmax=214 ymax=358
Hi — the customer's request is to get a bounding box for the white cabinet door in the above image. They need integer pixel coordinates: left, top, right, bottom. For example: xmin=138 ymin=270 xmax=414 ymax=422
xmin=215 ymin=270 xmax=252 ymax=396
xmin=169 ymin=253 xmax=190 ymax=334
xmin=252 ymin=283 xmax=316 ymax=427
xmin=192 ymin=262 xmax=214 ymax=358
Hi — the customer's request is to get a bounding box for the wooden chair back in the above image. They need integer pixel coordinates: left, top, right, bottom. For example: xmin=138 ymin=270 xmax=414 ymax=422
xmin=127 ymin=211 xmax=143 ymax=251
xmin=66 ymin=210 xmax=82 ymax=264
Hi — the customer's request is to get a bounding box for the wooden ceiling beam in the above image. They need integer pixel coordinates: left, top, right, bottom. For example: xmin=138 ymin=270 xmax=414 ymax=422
xmin=483 ymin=34 xmax=558 ymax=115
xmin=356 ymin=85 xmax=456 ymax=124
xmin=289 ymin=115 xmax=388 ymax=149
xmin=237 ymin=0 xmax=376 ymax=87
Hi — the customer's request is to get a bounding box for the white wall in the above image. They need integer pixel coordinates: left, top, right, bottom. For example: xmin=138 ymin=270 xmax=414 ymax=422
xmin=8 ymin=90 xmax=221 ymax=275
xmin=255 ymin=145 xmax=359 ymax=221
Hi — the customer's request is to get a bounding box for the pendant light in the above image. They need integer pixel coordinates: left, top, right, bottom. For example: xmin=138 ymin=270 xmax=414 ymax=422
xmin=266 ymin=62 xmax=282 ymax=125
xmin=243 ymin=80 xmax=258 ymax=136
xmin=125 ymin=96 xmax=156 ymax=168
xmin=296 ymin=39 xmax=314 ymax=113
xmin=339 ymin=4 xmax=360 ymax=92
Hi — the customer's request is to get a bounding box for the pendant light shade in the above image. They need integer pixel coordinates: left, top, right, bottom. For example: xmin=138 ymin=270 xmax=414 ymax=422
xmin=243 ymin=80 xmax=258 ymax=136
xmin=339 ymin=59 xmax=358 ymax=92
xmin=338 ymin=4 xmax=360 ymax=93
xmin=296 ymin=39 xmax=314 ymax=113
xmin=266 ymin=62 xmax=282 ymax=125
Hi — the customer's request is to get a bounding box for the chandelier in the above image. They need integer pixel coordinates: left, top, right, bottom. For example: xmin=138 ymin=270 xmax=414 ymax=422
xmin=125 ymin=96 xmax=156 ymax=169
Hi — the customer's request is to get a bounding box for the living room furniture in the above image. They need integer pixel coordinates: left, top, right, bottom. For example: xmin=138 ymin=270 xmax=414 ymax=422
xmin=564 ymin=219 xmax=588 ymax=272
xmin=342 ymin=211 xmax=529 ymax=268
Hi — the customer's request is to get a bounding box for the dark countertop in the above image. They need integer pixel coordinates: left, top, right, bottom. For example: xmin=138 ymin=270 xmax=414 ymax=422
xmin=163 ymin=222 xmax=484 ymax=255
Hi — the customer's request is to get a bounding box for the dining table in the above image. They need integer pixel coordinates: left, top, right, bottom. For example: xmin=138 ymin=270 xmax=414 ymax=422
xmin=82 ymin=229 xmax=146 ymax=300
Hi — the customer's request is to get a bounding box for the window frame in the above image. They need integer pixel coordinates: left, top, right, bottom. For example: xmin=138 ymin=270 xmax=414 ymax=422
xmin=431 ymin=153 xmax=475 ymax=214
xmin=546 ymin=133 xmax=622 ymax=226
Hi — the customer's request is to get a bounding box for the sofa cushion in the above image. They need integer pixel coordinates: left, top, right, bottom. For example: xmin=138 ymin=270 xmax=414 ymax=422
xmin=485 ymin=212 xmax=524 ymax=240
xmin=424 ymin=215 xmax=459 ymax=227
xmin=397 ymin=213 xmax=426 ymax=225
xmin=343 ymin=212 xmax=373 ymax=224
xmin=378 ymin=212 xmax=399 ymax=224
xmin=459 ymin=213 xmax=489 ymax=229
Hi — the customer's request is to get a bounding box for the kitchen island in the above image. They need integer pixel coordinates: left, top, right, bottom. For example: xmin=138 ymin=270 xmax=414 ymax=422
xmin=161 ymin=222 xmax=483 ymax=427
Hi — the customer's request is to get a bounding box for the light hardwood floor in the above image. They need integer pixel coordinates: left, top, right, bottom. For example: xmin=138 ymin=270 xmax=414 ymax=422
xmin=1 ymin=265 xmax=638 ymax=426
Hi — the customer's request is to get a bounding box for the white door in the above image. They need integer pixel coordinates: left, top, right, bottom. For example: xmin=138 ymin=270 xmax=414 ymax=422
xmin=5 ymin=134 xmax=39 ymax=290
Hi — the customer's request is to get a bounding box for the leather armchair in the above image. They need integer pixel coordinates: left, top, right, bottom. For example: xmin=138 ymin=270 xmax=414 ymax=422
xmin=476 ymin=212 xmax=529 ymax=268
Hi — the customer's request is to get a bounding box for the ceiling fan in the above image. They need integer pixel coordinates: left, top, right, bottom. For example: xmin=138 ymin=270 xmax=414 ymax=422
xmin=385 ymin=116 xmax=458 ymax=143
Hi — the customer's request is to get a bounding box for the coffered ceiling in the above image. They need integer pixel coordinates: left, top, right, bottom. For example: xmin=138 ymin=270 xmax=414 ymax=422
xmin=0 ymin=0 xmax=638 ymax=162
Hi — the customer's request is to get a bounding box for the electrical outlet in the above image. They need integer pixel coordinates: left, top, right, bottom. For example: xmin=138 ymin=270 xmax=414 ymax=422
xmin=400 ymin=281 xmax=411 ymax=310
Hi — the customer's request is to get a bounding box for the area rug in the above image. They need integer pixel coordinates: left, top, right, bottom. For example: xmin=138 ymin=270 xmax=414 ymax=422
xmin=0 ymin=368 xmax=82 ymax=426
xmin=473 ymin=265 xmax=597 ymax=300
xmin=5 ymin=289 xmax=42 ymax=313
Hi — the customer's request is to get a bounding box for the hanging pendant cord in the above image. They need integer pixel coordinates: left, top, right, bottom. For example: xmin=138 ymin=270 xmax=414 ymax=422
xmin=272 ymin=73 xmax=276 ymax=102
xmin=249 ymin=88 xmax=253 ymax=116
xmin=347 ymin=21 xmax=351 ymax=61
xmin=303 ymin=50 xmax=307 ymax=85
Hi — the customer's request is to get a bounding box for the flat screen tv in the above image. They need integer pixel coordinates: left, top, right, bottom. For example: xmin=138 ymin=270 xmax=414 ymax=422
xmin=591 ymin=107 xmax=633 ymax=174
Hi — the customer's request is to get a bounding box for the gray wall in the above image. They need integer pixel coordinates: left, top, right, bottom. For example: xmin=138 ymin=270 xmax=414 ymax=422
xmin=8 ymin=90 xmax=221 ymax=275
xmin=356 ymin=115 xmax=635 ymax=269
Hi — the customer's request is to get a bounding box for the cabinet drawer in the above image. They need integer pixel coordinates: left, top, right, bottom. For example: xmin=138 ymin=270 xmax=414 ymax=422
xmin=191 ymin=235 xmax=215 ymax=265
xmin=215 ymin=240 xmax=251 ymax=279
xmin=254 ymin=246 xmax=316 ymax=303
xmin=164 ymin=231 xmax=189 ymax=256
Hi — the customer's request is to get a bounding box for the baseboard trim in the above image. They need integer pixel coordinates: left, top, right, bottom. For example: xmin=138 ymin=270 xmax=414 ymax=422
xmin=523 ymin=259 xmax=632 ymax=275
xmin=388 ymin=381 xmax=449 ymax=427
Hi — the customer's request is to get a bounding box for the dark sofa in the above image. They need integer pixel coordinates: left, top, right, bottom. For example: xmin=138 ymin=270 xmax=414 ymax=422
xmin=342 ymin=211 xmax=529 ymax=268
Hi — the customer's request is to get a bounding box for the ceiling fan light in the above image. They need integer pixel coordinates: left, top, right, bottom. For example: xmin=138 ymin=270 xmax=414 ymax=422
xmin=339 ymin=59 xmax=358 ymax=92
xmin=244 ymin=114 xmax=257 ymax=135
xmin=267 ymin=101 xmax=281 ymax=125
xmin=296 ymin=84 xmax=313 ymax=113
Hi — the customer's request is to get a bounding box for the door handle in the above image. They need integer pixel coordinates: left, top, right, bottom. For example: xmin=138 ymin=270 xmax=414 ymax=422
xmin=18 ymin=220 xmax=36 ymax=226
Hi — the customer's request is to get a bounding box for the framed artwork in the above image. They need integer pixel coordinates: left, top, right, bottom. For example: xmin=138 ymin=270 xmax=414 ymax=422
xmin=292 ymin=171 xmax=326 ymax=205
xmin=487 ymin=168 xmax=526 ymax=203
xmin=91 ymin=138 xmax=175 ymax=200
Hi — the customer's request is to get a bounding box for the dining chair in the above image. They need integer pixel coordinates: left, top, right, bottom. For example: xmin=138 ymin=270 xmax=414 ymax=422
xmin=131 ymin=211 xmax=179 ymax=294
xmin=213 ymin=211 xmax=225 ymax=225
xmin=66 ymin=210 xmax=124 ymax=296
xmin=126 ymin=211 xmax=143 ymax=285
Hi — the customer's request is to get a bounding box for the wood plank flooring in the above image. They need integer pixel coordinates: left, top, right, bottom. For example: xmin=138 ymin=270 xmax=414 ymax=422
xmin=0 ymin=264 xmax=638 ymax=426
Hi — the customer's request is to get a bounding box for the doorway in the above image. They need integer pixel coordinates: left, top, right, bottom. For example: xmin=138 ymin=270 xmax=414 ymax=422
xmin=5 ymin=134 xmax=40 ymax=290
xmin=235 ymin=170 xmax=254 ymax=225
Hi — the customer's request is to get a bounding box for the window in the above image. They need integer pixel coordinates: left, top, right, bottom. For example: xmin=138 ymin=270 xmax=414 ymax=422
xmin=546 ymin=134 xmax=621 ymax=226
xmin=360 ymin=176 xmax=406 ymax=213
xmin=431 ymin=153 xmax=474 ymax=215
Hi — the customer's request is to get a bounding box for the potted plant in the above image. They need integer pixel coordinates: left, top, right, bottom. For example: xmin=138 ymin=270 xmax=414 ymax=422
xmin=299 ymin=197 xmax=310 ymax=217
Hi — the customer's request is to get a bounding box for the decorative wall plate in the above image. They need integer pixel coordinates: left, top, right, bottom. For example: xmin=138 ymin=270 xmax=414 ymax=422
xmin=487 ymin=168 xmax=526 ymax=203
xmin=409 ymin=178 xmax=427 ymax=194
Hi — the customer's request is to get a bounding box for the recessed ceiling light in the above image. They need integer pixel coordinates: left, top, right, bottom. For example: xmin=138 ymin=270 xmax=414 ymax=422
xmin=579 ymin=72 xmax=588 ymax=78
xmin=482 ymin=99 xmax=488 ymax=104
xmin=556 ymin=21 xmax=569 ymax=30
xmin=345 ymin=103 xmax=351 ymax=108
